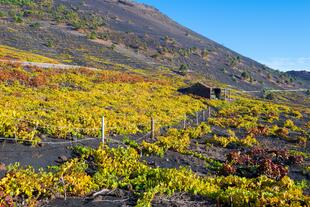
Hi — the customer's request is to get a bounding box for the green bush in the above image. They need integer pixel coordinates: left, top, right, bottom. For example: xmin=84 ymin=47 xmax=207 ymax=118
xmin=241 ymin=71 xmax=250 ymax=80
xmin=0 ymin=11 xmax=5 ymax=18
xmin=87 ymin=31 xmax=97 ymax=40
xmin=178 ymin=64 xmax=188 ymax=75
xmin=14 ymin=14 xmax=23 ymax=23
xmin=265 ymin=92 xmax=275 ymax=100
xmin=0 ymin=0 xmax=33 ymax=6
xmin=29 ymin=22 xmax=40 ymax=28
xmin=46 ymin=39 xmax=54 ymax=48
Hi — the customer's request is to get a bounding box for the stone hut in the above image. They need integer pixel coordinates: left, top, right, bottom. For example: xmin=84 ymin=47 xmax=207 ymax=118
xmin=179 ymin=82 xmax=229 ymax=100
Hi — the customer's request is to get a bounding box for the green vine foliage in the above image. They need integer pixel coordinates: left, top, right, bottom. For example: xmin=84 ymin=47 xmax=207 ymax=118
xmin=1 ymin=146 xmax=309 ymax=206
xmin=0 ymin=62 xmax=205 ymax=141
xmin=141 ymin=122 xmax=211 ymax=156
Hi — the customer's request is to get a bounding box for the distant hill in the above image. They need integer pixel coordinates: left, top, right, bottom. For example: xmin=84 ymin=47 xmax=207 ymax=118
xmin=286 ymin=70 xmax=310 ymax=88
xmin=0 ymin=0 xmax=303 ymax=90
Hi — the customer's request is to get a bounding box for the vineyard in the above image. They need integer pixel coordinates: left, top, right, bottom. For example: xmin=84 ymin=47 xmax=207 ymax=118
xmin=0 ymin=42 xmax=309 ymax=207
xmin=0 ymin=61 xmax=205 ymax=143
xmin=0 ymin=0 xmax=309 ymax=205
xmin=0 ymin=116 xmax=309 ymax=206
xmin=0 ymin=58 xmax=309 ymax=206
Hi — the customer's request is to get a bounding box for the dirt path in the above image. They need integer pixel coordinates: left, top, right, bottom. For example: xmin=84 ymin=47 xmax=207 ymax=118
xmin=243 ymin=88 xmax=308 ymax=93
xmin=0 ymin=59 xmax=99 ymax=70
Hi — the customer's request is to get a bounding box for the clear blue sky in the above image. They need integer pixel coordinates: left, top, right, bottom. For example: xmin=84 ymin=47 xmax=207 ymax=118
xmin=136 ymin=0 xmax=310 ymax=71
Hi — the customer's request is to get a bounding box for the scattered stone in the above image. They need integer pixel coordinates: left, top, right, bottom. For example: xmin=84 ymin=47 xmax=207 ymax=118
xmin=114 ymin=189 xmax=125 ymax=198
xmin=92 ymin=195 xmax=104 ymax=202
xmin=147 ymin=160 xmax=155 ymax=165
xmin=38 ymin=142 xmax=44 ymax=147
xmin=58 ymin=155 xmax=68 ymax=162
xmin=0 ymin=163 xmax=6 ymax=171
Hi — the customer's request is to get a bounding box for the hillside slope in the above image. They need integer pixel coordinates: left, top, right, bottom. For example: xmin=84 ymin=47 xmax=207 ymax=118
xmin=287 ymin=70 xmax=310 ymax=87
xmin=0 ymin=0 xmax=303 ymax=90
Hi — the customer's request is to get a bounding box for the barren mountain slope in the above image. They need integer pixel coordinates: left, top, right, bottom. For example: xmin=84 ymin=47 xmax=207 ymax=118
xmin=0 ymin=0 xmax=304 ymax=90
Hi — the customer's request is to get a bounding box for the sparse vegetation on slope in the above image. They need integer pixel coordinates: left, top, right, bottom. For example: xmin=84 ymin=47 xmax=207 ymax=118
xmin=0 ymin=0 xmax=304 ymax=91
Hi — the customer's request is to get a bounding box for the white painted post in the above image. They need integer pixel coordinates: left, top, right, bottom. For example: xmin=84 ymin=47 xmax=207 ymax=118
xmin=196 ymin=112 xmax=199 ymax=125
xmin=202 ymin=110 xmax=205 ymax=122
xmin=183 ymin=115 xmax=187 ymax=129
xmin=151 ymin=117 xmax=155 ymax=139
xmin=101 ymin=115 xmax=105 ymax=145
xmin=224 ymin=89 xmax=227 ymax=101
xmin=60 ymin=176 xmax=67 ymax=201
xmin=208 ymin=106 xmax=211 ymax=117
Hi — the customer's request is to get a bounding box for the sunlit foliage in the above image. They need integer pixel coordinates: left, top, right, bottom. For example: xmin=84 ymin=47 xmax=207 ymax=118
xmin=0 ymin=62 xmax=205 ymax=141
xmin=0 ymin=45 xmax=58 ymax=63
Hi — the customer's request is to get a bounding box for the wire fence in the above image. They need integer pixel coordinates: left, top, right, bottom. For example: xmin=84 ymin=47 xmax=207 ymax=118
xmin=0 ymin=137 xmax=97 ymax=145
xmin=0 ymin=107 xmax=215 ymax=148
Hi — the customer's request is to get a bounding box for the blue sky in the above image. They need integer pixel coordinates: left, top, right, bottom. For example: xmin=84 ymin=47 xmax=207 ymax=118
xmin=136 ymin=0 xmax=310 ymax=71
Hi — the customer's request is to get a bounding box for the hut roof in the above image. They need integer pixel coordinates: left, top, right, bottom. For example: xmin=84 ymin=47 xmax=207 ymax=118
xmin=193 ymin=82 xmax=221 ymax=89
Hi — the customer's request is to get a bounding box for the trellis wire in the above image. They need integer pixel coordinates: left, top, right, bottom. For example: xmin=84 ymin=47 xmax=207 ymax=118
xmin=0 ymin=107 xmax=215 ymax=146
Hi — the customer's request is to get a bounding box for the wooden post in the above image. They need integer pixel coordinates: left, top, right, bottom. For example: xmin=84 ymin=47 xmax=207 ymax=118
xmin=227 ymin=89 xmax=229 ymax=101
xmin=224 ymin=89 xmax=227 ymax=101
xmin=101 ymin=115 xmax=105 ymax=145
xmin=60 ymin=176 xmax=67 ymax=201
xmin=229 ymin=89 xmax=231 ymax=101
xmin=196 ymin=112 xmax=199 ymax=125
xmin=151 ymin=117 xmax=155 ymax=139
xmin=208 ymin=106 xmax=211 ymax=117
xmin=183 ymin=115 xmax=187 ymax=129
xmin=216 ymin=197 xmax=220 ymax=207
